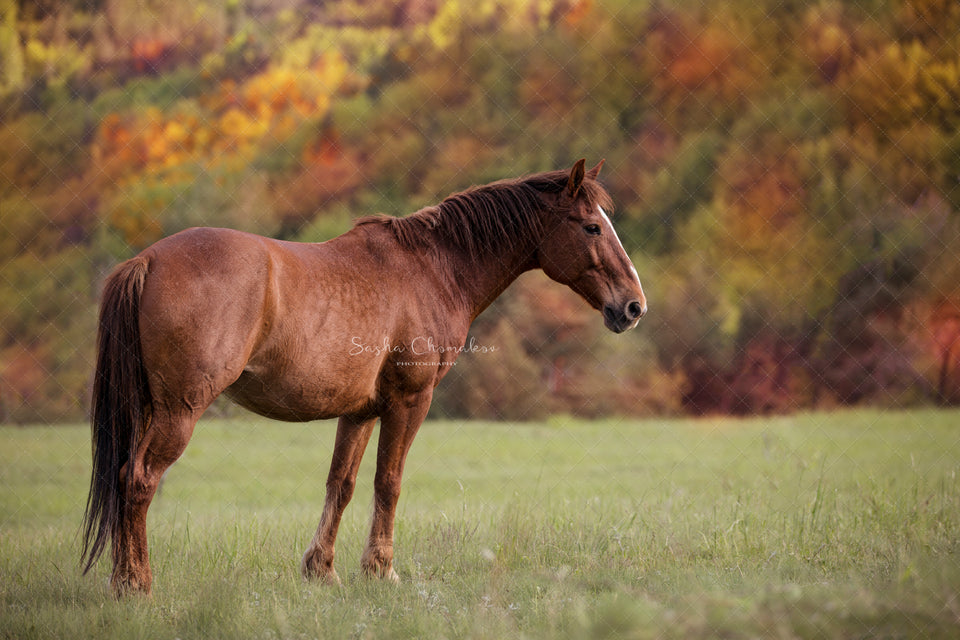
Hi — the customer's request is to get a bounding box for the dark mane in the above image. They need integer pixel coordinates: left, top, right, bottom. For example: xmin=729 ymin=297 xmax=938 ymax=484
xmin=355 ymin=169 xmax=614 ymax=256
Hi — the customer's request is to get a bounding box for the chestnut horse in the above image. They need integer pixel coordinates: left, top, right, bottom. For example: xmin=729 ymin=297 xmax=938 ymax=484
xmin=81 ymin=159 xmax=646 ymax=595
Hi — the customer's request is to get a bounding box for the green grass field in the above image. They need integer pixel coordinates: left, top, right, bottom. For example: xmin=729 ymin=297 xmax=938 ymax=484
xmin=2 ymin=409 xmax=959 ymax=639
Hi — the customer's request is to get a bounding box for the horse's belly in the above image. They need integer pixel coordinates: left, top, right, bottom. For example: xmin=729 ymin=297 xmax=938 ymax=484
xmin=223 ymin=369 xmax=374 ymax=422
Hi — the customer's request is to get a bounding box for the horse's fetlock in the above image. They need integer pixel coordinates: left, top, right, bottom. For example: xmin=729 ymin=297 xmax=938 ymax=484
xmin=110 ymin=564 xmax=152 ymax=598
xmin=302 ymin=549 xmax=340 ymax=585
xmin=360 ymin=542 xmax=394 ymax=575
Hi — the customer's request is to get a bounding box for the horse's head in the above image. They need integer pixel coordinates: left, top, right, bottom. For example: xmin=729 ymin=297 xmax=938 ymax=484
xmin=537 ymin=159 xmax=647 ymax=333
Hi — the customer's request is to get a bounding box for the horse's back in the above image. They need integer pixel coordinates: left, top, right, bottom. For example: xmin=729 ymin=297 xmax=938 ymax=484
xmin=143 ymin=226 xmax=270 ymax=278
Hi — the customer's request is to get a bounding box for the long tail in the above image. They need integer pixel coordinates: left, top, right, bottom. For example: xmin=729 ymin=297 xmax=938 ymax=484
xmin=81 ymin=256 xmax=151 ymax=574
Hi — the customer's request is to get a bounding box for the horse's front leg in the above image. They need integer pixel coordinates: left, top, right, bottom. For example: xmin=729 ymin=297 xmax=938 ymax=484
xmin=302 ymin=414 xmax=376 ymax=584
xmin=360 ymin=391 xmax=432 ymax=582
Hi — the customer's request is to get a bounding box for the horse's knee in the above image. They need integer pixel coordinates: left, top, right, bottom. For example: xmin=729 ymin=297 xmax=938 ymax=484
xmin=327 ymin=475 xmax=357 ymax=505
xmin=373 ymin=471 xmax=402 ymax=507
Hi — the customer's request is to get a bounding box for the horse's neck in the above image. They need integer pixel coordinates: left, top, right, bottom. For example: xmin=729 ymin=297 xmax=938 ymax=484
xmin=441 ymin=235 xmax=539 ymax=323
xmin=345 ymin=211 xmax=540 ymax=323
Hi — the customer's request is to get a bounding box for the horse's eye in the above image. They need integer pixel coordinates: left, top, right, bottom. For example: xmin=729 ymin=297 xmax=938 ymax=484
xmin=584 ymin=224 xmax=602 ymax=236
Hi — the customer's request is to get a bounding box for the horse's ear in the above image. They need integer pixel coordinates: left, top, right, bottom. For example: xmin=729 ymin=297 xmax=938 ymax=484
xmin=586 ymin=159 xmax=604 ymax=180
xmin=566 ymin=158 xmax=586 ymax=199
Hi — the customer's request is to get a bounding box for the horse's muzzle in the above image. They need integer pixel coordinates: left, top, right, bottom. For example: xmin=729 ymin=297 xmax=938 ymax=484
xmin=603 ymin=299 xmax=646 ymax=333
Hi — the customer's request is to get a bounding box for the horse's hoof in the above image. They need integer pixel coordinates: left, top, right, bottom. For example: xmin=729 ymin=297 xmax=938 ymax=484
xmin=321 ymin=569 xmax=342 ymax=586
xmin=302 ymin=565 xmax=341 ymax=586
xmin=301 ymin=548 xmax=341 ymax=585
xmin=302 ymin=570 xmax=341 ymax=586
xmin=361 ymin=564 xmax=400 ymax=584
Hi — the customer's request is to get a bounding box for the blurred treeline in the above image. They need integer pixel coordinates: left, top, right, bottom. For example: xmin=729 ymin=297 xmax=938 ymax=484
xmin=1 ymin=0 xmax=959 ymax=423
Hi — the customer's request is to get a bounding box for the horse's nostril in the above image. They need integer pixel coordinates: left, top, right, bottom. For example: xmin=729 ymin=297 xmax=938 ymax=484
xmin=626 ymin=300 xmax=645 ymax=320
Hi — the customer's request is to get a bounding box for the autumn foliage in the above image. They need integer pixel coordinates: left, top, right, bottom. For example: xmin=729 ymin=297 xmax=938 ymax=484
xmin=2 ymin=0 xmax=959 ymax=422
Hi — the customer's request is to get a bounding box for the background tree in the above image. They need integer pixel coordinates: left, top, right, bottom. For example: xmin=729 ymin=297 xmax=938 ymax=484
xmin=2 ymin=0 xmax=959 ymax=422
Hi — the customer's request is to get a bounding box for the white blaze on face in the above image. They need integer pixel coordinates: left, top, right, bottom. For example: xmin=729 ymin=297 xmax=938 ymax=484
xmin=599 ymin=206 xmax=642 ymax=289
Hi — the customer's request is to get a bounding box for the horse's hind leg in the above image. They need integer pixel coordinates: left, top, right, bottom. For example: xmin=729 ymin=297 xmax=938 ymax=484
xmin=302 ymin=414 xmax=376 ymax=584
xmin=111 ymin=407 xmax=199 ymax=596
